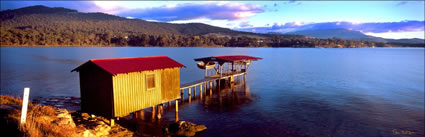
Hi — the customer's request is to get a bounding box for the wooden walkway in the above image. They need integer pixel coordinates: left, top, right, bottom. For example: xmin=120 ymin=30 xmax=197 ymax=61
xmin=180 ymin=72 xmax=246 ymax=90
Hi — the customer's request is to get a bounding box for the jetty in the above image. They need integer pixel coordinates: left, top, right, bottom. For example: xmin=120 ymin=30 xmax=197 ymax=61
xmin=179 ymin=55 xmax=261 ymax=98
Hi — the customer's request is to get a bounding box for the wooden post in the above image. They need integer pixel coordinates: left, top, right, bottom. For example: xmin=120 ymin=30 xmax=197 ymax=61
xmin=200 ymin=84 xmax=203 ymax=100
xmin=140 ymin=110 xmax=145 ymax=120
xmin=218 ymin=78 xmax=221 ymax=88
xmin=204 ymin=83 xmax=207 ymax=94
xmin=157 ymin=105 xmax=163 ymax=119
xmin=194 ymin=86 xmax=197 ymax=97
xmin=189 ymin=93 xmax=192 ymax=103
xmin=210 ymin=85 xmax=213 ymax=95
xmin=20 ymin=88 xmax=30 ymax=125
xmin=175 ymin=100 xmax=179 ymax=122
xmin=230 ymin=76 xmax=234 ymax=83
xmin=188 ymin=87 xmax=191 ymax=96
xmin=110 ymin=119 xmax=115 ymax=126
xmin=168 ymin=101 xmax=171 ymax=107
xmin=152 ymin=105 xmax=156 ymax=120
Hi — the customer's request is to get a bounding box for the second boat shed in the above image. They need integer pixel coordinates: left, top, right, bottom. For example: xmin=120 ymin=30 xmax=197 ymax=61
xmin=72 ymin=56 xmax=185 ymax=120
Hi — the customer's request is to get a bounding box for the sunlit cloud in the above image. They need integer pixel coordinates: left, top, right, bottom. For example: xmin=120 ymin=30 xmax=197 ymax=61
xmin=117 ymin=2 xmax=264 ymax=21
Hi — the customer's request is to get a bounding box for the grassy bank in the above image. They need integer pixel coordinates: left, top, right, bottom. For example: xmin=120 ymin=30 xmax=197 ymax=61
xmin=0 ymin=95 xmax=132 ymax=137
xmin=1 ymin=96 xmax=76 ymax=137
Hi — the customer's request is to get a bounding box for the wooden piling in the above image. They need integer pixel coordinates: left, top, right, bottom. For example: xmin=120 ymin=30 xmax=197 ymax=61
xmin=204 ymin=83 xmax=207 ymax=94
xmin=139 ymin=110 xmax=144 ymax=120
xmin=200 ymin=84 xmax=203 ymax=100
xmin=188 ymin=87 xmax=191 ymax=96
xmin=152 ymin=105 xmax=156 ymax=120
xmin=110 ymin=119 xmax=115 ymax=126
xmin=194 ymin=86 xmax=197 ymax=97
xmin=230 ymin=76 xmax=234 ymax=83
xmin=210 ymin=85 xmax=213 ymax=95
xmin=175 ymin=100 xmax=179 ymax=122
xmin=157 ymin=105 xmax=163 ymax=119
xmin=189 ymin=94 xmax=192 ymax=103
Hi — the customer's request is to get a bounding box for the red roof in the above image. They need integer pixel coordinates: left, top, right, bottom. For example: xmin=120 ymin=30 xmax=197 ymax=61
xmin=213 ymin=55 xmax=262 ymax=62
xmin=72 ymin=56 xmax=185 ymax=75
xmin=194 ymin=55 xmax=262 ymax=62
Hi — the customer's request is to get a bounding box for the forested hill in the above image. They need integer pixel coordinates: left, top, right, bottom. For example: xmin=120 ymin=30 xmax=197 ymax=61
xmin=0 ymin=5 xmax=250 ymax=36
xmin=1 ymin=5 xmax=422 ymax=47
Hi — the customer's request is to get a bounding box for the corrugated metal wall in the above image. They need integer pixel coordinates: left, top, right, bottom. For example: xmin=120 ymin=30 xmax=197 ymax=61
xmin=112 ymin=70 xmax=162 ymax=117
xmin=161 ymin=67 xmax=181 ymax=101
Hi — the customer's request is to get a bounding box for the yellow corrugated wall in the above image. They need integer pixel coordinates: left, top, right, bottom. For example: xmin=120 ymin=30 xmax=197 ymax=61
xmin=112 ymin=70 xmax=162 ymax=117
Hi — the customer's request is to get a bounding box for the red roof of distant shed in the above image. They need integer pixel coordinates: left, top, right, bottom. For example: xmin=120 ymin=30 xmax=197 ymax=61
xmin=72 ymin=56 xmax=185 ymax=75
xmin=194 ymin=55 xmax=262 ymax=62
xmin=213 ymin=55 xmax=262 ymax=62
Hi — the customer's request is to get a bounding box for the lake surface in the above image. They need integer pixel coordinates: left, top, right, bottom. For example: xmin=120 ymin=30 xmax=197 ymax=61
xmin=1 ymin=47 xmax=424 ymax=137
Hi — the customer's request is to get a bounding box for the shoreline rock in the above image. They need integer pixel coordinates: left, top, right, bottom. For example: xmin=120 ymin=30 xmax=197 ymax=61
xmin=164 ymin=121 xmax=207 ymax=137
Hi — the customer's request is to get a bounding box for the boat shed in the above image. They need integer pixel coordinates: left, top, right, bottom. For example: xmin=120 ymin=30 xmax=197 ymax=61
xmin=72 ymin=56 xmax=185 ymax=118
xmin=194 ymin=55 xmax=262 ymax=77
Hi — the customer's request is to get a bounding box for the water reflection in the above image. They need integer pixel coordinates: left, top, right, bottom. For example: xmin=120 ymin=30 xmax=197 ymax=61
xmin=116 ymin=79 xmax=253 ymax=137
xmin=178 ymin=78 xmax=253 ymax=112
xmin=30 ymin=54 xmax=83 ymax=66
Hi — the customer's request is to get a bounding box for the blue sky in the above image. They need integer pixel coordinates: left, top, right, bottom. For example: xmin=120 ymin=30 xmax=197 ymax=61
xmin=1 ymin=1 xmax=424 ymax=39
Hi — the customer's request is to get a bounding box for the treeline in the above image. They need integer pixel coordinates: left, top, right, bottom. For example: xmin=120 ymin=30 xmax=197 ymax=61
xmin=0 ymin=26 xmax=390 ymax=48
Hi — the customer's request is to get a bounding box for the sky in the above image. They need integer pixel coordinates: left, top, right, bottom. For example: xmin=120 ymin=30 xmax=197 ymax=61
xmin=1 ymin=1 xmax=424 ymax=39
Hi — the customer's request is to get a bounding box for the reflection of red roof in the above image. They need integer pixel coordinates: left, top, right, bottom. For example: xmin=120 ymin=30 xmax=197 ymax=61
xmin=72 ymin=56 xmax=185 ymax=75
xmin=213 ymin=55 xmax=262 ymax=62
xmin=194 ymin=55 xmax=262 ymax=63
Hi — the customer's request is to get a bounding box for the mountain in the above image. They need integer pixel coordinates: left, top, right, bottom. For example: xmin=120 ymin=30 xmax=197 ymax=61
xmin=385 ymin=38 xmax=425 ymax=44
xmin=285 ymin=28 xmax=424 ymax=44
xmin=286 ymin=28 xmax=370 ymax=39
xmin=0 ymin=5 xmax=256 ymax=36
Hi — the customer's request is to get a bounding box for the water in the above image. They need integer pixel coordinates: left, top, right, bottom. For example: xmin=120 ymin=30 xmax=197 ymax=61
xmin=1 ymin=47 xmax=424 ymax=137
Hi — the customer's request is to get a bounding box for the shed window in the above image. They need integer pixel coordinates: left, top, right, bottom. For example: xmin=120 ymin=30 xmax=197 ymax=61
xmin=146 ymin=74 xmax=155 ymax=89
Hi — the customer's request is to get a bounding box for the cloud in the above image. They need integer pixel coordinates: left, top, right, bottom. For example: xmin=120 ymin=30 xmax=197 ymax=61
xmin=117 ymin=2 xmax=264 ymax=22
xmin=236 ymin=20 xmax=425 ymax=34
xmin=1 ymin=1 xmax=263 ymax=22
xmin=239 ymin=21 xmax=253 ymax=28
